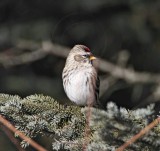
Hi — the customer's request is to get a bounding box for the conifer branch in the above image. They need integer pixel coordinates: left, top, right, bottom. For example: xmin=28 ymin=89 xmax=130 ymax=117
xmin=0 ymin=93 xmax=160 ymax=150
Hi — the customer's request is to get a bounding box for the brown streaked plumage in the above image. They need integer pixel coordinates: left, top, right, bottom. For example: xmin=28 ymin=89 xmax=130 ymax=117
xmin=62 ymin=44 xmax=101 ymax=107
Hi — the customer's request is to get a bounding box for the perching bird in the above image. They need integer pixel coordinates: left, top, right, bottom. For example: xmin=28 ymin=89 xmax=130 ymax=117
xmin=62 ymin=45 xmax=101 ymax=107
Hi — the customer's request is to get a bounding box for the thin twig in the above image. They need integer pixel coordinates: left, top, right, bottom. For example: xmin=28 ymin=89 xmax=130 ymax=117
xmin=83 ymin=106 xmax=92 ymax=151
xmin=0 ymin=124 xmax=26 ymax=151
xmin=116 ymin=117 xmax=160 ymax=151
xmin=0 ymin=115 xmax=47 ymax=151
xmin=82 ymin=96 xmax=95 ymax=151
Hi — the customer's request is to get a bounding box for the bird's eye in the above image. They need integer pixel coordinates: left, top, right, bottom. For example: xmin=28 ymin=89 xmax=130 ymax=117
xmin=83 ymin=54 xmax=89 ymax=58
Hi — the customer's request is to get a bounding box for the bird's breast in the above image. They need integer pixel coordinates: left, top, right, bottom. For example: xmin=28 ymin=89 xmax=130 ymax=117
xmin=65 ymin=70 xmax=92 ymax=105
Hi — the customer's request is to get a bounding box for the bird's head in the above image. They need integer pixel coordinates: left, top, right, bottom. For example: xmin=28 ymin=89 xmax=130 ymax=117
xmin=67 ymin=45 xmax=96 ymax=66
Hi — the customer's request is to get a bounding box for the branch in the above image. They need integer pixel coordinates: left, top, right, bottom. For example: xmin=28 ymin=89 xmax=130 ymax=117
xmin=0 ymin=124 xmax=26 ymax=151
xmin=1 ymin=40 xmax=160 ymax=84
xmin=43 ymin=41 xmax=160 ymax=84
xmin=0 ymin=94 xmax=160 ymax=150
xmin=0 ymin=48 xmax=47 ymax=67
xmin=0 ymin=115 xmax=47 ymax=151
xmin=116 ymin=117 xmax=160 ymax=151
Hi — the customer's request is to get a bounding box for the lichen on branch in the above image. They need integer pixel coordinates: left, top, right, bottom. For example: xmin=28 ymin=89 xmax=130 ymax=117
xmin=0 ymin=93 xmax=160 ymax=151
xmin=0 ymin=94 xmax=86 ymax=149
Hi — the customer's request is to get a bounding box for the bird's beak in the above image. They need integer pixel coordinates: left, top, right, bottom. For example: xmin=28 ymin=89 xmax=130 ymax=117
xmin=89 ymin=55 xmax=96 ymax=61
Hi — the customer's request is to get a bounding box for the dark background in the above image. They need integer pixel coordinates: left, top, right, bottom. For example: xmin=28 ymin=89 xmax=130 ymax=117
xmin=0 ymin=0 xmax=160 ymax=150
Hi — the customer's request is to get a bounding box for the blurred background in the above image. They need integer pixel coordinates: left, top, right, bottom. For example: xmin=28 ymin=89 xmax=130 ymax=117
xmin=0 ymin=0 xmax=160 ymax=150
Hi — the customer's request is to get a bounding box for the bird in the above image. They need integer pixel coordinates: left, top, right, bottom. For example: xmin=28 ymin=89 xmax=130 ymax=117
xmin=62 ymin=44 xmax=101 ymax=107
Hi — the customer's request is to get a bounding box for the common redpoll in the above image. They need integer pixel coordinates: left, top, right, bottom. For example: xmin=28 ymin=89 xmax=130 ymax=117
xmin=62 ymin=45 xmax=101 ymax=107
